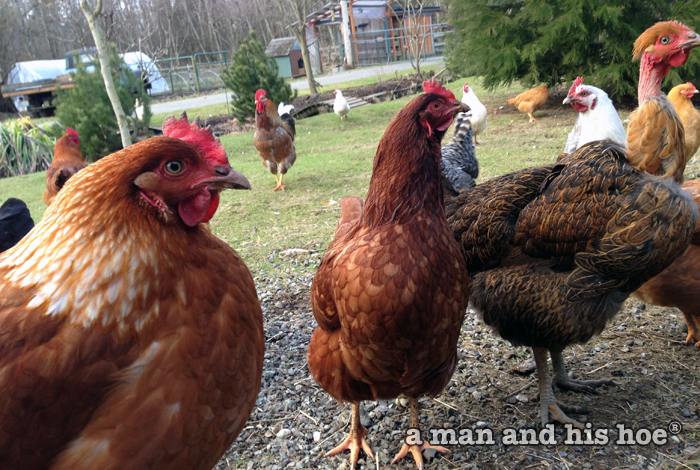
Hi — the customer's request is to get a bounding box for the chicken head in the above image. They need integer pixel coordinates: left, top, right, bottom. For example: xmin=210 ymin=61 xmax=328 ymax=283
xmin=563 ymin=77 xmax=598 ymax=112
xmin=420 ymin=79 xmax=470 ymax=136
xmin=255 ymin=89 xmax=268 ymax=114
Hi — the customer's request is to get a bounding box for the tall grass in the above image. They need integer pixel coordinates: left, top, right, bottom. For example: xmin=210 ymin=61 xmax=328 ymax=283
xmin=0 ymin=117 xmax=59 ymax=178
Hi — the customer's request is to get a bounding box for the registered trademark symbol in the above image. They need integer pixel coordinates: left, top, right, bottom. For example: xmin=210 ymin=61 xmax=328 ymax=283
xmin=668 ymin=421 xmax=682 ymax=435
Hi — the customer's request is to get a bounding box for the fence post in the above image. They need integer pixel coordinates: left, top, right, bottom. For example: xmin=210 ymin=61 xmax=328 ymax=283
xmin=192 ymin=55 xmax=201 ymax=93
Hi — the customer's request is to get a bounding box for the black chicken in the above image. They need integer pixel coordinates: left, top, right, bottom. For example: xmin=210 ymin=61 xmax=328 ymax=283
xmin=0 ymin=198 xmax=34 ymax=253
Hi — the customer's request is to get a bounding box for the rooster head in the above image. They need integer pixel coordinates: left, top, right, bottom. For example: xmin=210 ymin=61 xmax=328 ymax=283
xmin=563 ymin=77 xmax=599 ymax=112
xmin=463 ymin=82 xmax=471 ymax=94
xmin=420 ymin=78 xmax=469 ymax=137
xmin=633 ymin=21 xmax=700 ymax=66
xmin=677 ymin=82 xmax=699 ymax=99
xmin=255 ymin=89 xmax=267 ymax=114
xmin=147 ymin=112 xmax=250 ymax=227
xmin=65 ymin=128 xmax=80 ymax=145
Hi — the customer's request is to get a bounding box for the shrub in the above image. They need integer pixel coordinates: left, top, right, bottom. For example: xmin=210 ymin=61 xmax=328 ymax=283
xmin=446 ymin=0 xmax=700 ymax=101
xmin=0 ymin=117 xmax=57 ymax=178
xmin=222 ymin=31 xmax=296 ymax=121
xmin=54 ymin=46 xmax=151 ymax=161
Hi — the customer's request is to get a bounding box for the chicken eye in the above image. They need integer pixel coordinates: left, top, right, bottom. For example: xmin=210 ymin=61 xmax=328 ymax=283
xmin=581 ymin=92 xmax=588 ymax=97
xmin=432 ymin=102 xmax=441 ymax=110
xmin=660 ymin=36 xmax=670 ymax=45
xmin=165 ymin=161 xmax=184 ymax=175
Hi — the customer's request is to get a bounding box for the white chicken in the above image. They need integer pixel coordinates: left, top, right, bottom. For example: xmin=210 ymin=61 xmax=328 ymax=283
xmin=562 ymin=77 xmax=627 ymax=154
xmin=461 ymin=82 xmax=487 ymax=144
xmin=278 ymin=102 xmax=295 ymax=117
xmin=333 ymin=89 xmax=351 ymax=121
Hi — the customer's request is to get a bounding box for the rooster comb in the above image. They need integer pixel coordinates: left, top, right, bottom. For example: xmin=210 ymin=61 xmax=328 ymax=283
xmin=255 ymin=89 xmax=267 ymax=101
xmin=162 ymin=111 xmax=228 ymax=166
xmin=633 ymin=21 xmax=689 ymax=60
xmin=66 ymin=128 xmax=79 ymax=137
xmin=568 ymin=77 xmax=585 ymax=96
xmin=423 ymin=78 xmax=457 ymax=101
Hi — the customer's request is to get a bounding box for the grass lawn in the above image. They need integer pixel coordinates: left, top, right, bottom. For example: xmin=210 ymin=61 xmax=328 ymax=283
xmin=4 ymin=77 xmax=693 ymax=280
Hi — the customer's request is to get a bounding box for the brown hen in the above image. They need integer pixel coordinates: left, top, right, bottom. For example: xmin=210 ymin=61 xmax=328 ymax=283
xmin=508 ymin=85 xmax=549 ymax=122
xmin=635 ymin=178 xmax=700 ymax=346
xmin=0 ymin=114 xmax=264 ymax=470
xmin=308 ymin=80 xmax=470 ymax=469
xmin=43 ymin=128 xmax=87 ymax=205
xmin=446 ymin=141 xmax=698 ymax=427
xmin=254 ymin=89 xmax=297 ymax=191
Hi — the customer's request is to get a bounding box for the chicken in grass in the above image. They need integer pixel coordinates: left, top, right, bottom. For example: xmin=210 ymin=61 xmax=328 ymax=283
xmin=562 ymin=77 xmax=626 ymax=154
xmin=0 ymin=198 xmax=33 ymax=253
xmin=308 ymin=79 xmax=470 ymax=469
xmin=43 ymin=128 xmax=87 ymax=205
xmin=508 ymin=85 xmax=549 ymax=122
xmin=668 ymin=82 xmax=700 ymax=159
xmin=334 ymin=89 xmax=351 ymax=121
xmin=461 ymin=82 xmax=487 ymax=143
xmin=0 ymin=113 xmax=264 ymax=470
xmin=441 ymin=111 xmax=478 ymax=191
xmin=626 ymin=21 xmax=700 ymax=183
xmin=254 ymin=89 xmax=297 ymax=191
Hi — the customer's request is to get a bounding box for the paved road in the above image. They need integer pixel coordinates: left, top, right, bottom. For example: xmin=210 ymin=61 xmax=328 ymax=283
xmin=151 ymin=57 xmax=444 ymax=115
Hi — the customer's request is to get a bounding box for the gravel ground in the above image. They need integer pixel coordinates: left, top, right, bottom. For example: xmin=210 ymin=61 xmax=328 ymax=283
xmin=213 ymin=247 xmax=700 ymax=470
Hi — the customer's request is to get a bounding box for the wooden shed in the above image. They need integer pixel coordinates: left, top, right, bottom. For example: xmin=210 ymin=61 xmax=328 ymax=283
xmin=266 ymin=37 xmax=305 ymax=79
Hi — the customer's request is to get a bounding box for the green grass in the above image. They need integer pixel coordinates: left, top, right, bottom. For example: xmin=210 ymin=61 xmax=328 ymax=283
xmin=4 ymin=77 xmax=685 ymax=279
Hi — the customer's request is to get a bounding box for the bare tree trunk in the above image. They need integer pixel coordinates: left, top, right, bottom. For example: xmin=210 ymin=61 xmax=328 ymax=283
xmin=79 ymin=0 xmax=132 ymax=148
xmin=274 ymin=0 xmax=319 ymax=97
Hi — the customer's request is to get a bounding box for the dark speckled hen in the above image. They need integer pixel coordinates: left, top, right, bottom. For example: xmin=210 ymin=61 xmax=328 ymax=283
xmin=308 ymin=80 xmax=470 ymax=470
xmin=446 ymin=141 xmax=698 ymax=427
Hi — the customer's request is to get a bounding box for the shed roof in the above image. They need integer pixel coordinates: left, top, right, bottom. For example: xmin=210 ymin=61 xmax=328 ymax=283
xmin=265 ymin=37 xmax=298 ymax=57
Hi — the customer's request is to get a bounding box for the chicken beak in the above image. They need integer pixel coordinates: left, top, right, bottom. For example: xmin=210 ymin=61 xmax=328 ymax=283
xmin=563 ymin=96 xmax=573 ymax=105
xmin=682 ymin=32 xmax=700 ymax=50
xmin=207 ymin=166 xmax=251 ymax=190
xmin=451 ymin=102 xmax=470 ymax=115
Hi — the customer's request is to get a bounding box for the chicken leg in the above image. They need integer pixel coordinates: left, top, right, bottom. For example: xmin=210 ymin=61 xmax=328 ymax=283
xmin=551 ymin=350 xmax=614 ymax=394
xmin=682 ymin=312 xmax=700 ymax=347
xmin=533 ymin=347 xmax=587 ymax=429
xmin=528 ymin=113 xmax=537 ymax=122
xmin=326 ymin=402 xmax=373 ymax=469
xmin=392 ymin=397 xmax=450 ymax=469
xmin=272 ymin=173 xmax=287 ymax=191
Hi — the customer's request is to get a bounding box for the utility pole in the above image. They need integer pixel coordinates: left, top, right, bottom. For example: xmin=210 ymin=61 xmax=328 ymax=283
xmin=340 ymin=0 xmax=354 ymax=68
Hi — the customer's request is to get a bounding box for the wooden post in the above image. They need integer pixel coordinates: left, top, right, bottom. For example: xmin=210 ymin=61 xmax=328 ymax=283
xmin=348 ymin=1 xmax=359 ymax=68
xmin=340 ymin=0 xmax=354 ymax=68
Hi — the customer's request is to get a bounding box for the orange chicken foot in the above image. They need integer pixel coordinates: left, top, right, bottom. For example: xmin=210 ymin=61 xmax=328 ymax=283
xmin=326 ymin=402 xmax=373 ymax=469
xmin=682 ymin=312 xmax=700 ymax=347
xmin=534 ymin=347 xmax=587 ymax=429
xmin=551 ymin=350 xmax=614 ymax=394
xmin=528 ymin=112 xmax=537 ymax=122
xmin=272 ymin=173 xmax=287 ymax=191
xmin=392 ymin=397 xmax=450 ymax=470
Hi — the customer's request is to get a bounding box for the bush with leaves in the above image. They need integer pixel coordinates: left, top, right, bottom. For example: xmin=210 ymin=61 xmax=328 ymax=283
xmin=222 ymin=31 xmax=296 ymax=120
xmin=54 ymin=46 xmax=151 ymax=161
xmin=0 ymin=117 xmax=59 ymax=178
xmin=446 ymin=0 xmax=700 ymax=101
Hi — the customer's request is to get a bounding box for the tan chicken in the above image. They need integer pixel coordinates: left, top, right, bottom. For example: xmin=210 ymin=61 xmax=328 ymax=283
xmin=627 ymin=21 xmax=700 ymax=183
xmin=508 ymin=85 xmax=549 ymax=122
xmin=43 ymin=128 xmax=87 ymax=205
xmin=668 ymin=82 xmax=700 ymax=159
xmin=308 ymin=80 xmax=470 ymax=469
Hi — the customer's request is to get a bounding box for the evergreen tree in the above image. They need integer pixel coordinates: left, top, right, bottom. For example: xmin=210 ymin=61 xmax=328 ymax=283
xmin=54 ymin=46 xmax=151 ymax=161
xmin=222 ymin=31 xmax=296 ymax=121
xmin=446 ymin=0 xmax=700 ymax=100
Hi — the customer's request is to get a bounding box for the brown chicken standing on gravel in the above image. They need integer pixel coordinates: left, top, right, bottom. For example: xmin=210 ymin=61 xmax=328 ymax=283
xmin=308 ymin=80 xmax=470 ymax=469
xmin=43 ymin=128 xmax=87 ymax=205
xmin=254 ymin=89 xmax=297 ymax=191
xmin=0 ymin=113 xmax=264 ymax=470
xmin=508 ymin=85 xmax=549 ymax=122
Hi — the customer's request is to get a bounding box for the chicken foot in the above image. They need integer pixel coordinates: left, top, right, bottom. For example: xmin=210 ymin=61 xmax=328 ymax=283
xmin=528 ymin=112 xmax=537 ymax=122
xmin=533 ymin=347 xmax=587 ymax=429
xmin=325 ymin=402 xmax=373 ymax=469
xmin=682 ymin=312 xmax=700 ymax=347
xmin=392 ymin=397 xmax=450 ymax=470
xmin=551 ymin=350 xmax=614 ymax=394
xmin=272 ymin=173 xmax=287 ymax=191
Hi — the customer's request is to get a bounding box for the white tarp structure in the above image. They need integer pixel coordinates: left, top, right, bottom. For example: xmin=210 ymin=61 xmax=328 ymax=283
xmin=6 ymin=60 xmax=66 ymax=111
xmin=6 ymin=52 xmax=169 ymax=111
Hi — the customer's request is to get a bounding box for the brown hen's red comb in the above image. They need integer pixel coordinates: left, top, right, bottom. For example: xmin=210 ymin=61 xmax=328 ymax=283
xmin=423 ymin=78 xmax=458 ymax=101
xmin=568 ymin=77 xmax=584 ymax=96
xmin=162 ymin=111 xmax=228 ymax=167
